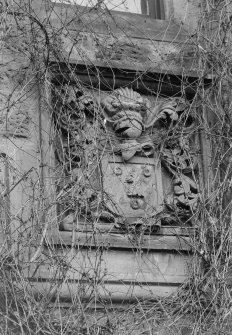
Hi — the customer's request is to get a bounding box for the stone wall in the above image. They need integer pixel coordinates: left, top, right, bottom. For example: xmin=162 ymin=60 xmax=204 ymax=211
xmin=0 ymin=0 xmax=202 ymax=304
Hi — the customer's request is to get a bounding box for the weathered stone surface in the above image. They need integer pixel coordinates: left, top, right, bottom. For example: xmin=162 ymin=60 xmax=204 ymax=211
xmin=59 ymin=32 xmax=198 ymax=75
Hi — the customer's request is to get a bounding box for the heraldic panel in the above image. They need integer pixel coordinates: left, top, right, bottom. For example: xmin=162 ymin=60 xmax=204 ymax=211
xmin=53 ymin=85 xmax=199 ymax=234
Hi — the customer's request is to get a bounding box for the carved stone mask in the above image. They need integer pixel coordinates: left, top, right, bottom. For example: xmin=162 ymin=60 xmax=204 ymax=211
xmin=101 ymin=87 xmax=150 ymax=138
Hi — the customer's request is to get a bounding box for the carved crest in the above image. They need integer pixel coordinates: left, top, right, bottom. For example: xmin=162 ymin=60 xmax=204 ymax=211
xmin=53 ymin=86 xmax=199 ymax=233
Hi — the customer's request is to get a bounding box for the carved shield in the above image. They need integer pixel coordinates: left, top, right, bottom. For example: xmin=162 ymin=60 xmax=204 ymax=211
xmin=102 ymin=155 xmax=163 ymax=219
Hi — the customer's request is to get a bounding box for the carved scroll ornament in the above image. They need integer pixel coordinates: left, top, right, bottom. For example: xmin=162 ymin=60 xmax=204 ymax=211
xmin=53 ymin=86 xmax=199 ymax=233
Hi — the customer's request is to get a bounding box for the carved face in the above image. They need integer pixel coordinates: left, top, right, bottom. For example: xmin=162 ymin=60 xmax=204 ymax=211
xmin=113 ymin=110 xmax=143 ymax=138
xmin=101 ymin=88 xmax=150 ymax=139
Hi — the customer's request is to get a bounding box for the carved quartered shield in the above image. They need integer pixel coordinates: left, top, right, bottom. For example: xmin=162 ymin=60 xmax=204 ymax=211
xmin=101 ymin=155 xmax=163 ymax=220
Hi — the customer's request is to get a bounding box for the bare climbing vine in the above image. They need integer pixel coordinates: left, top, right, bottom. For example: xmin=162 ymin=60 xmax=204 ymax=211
xmin=0 ymin=0 xmax=232 ymax=334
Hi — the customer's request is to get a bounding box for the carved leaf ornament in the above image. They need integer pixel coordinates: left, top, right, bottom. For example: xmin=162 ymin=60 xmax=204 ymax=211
xmin=54 ymin=86 xmax=199 ymax=233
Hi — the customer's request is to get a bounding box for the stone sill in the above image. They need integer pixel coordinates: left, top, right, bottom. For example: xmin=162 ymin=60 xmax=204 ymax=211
xmin=46 ymin=229 xmax=194 ymax=251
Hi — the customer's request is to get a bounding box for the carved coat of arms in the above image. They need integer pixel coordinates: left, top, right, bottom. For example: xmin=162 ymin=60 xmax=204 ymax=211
xmin=53 ymin=86 xmax=199 ymax=233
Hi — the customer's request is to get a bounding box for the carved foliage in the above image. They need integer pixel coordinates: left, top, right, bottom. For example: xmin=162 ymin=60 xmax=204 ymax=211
xmin=0 ymin=109 xmax=30 ymax=138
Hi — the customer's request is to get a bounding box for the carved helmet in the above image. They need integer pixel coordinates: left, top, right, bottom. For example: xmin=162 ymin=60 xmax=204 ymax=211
xmin=101 ymin=88 xmax=151 ymax=138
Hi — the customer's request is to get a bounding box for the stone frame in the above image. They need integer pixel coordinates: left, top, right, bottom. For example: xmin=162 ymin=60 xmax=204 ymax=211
xmin=48 ymin=0 xmax=175 ymax=41
xmin=45 ymin=61 xmax=209 ymax=252
xmin=72 ymin=0 xmax=174 ymax=20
